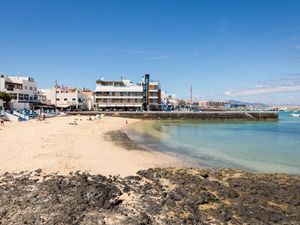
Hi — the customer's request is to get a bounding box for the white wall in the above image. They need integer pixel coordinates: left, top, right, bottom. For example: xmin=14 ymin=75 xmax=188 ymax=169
xmin=0 ymin=99 xmax=4 ymax=115
xmin=40 ymin=87 xmax=92 ymax=110
xmin=11 ymin=102 xmax=30 ymax=110
xmin=3 ymin=112 xmax=19 ymax=121
xmin=0 ymin=76 xmax=5 ymax=92
xmin=0 ymin=75 xmax=38 ymax=103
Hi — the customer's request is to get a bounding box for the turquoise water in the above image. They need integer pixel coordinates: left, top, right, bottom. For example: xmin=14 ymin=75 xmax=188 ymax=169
xmin=128 ymin=112 xmax=300 ymax=175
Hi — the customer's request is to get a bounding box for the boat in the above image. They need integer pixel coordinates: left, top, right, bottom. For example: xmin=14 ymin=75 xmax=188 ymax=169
xmin=289 ymin=113 xmax=300 ymax=117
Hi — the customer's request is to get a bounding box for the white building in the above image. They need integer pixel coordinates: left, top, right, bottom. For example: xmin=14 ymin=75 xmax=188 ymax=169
xmin=0 ymin=75 xmax=38 ymax=110
xmin=82 ymin=88 xmax=95 ymax=111
xmin=161 ymin=91 xmax=177 ymax=106
xmin=94 ymin=75 xmax=163 ymax=111
xmin=39 ymin=86 xmax=93 ymax=110
xmin=95 ymin=79 xmax=143 ymax=110
xmin=0 ymin=99 xmax=4 ymax=115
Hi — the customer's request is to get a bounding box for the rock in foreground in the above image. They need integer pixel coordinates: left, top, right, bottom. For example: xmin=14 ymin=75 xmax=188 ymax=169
xmin=0 ymin=168 xmax=299 ymax=224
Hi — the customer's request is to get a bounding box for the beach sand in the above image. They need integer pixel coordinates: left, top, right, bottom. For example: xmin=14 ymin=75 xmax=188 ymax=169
xmin=0 ymin=115 xmax=182 ymax=176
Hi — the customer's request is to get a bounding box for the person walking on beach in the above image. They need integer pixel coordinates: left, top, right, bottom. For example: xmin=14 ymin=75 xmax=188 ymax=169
xmin=0 ymin=116 xmax=5 ymax=127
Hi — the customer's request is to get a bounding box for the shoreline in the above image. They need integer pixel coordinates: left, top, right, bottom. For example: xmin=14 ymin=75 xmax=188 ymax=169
xmin=0 ymin=115 xmax=184 ymax=177
xmin=1 ymin=115 xmax=300 ymax=224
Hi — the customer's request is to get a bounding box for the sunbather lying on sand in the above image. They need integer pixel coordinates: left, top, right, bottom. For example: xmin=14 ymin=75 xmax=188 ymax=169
xmin=69 ymin=121 xmax=78 ymax=125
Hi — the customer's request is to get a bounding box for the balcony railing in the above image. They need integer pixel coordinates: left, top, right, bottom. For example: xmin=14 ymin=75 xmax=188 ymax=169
xmin=96 ymin=103 xmax=143 ymax=107
xmin=95 ymin=96 xmax=143 ymax=99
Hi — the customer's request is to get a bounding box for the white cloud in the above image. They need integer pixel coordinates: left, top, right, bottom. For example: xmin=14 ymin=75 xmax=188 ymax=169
xmin=224 ymin=74 xmax=300 ymax=97
xmin=143 ymin=55 xmax=169 ymax=60
xmin=224 ymin=85 xmax=300 ymax=96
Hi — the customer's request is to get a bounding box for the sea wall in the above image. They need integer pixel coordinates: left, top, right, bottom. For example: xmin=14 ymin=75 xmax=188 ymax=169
xmin=67 ymin=111 xmax=278 ymax=121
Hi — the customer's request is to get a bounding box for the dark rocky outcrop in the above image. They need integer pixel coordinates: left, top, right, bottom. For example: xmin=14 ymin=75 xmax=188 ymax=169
xmin=104 ymin=131 xmax=146 ymax=150
xmin=0 ymin=168 xmax=299 ymax=224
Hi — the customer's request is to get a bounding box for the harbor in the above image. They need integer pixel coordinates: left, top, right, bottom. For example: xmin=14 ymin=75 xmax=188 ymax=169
xmin=67 ymin=110 xmax=278 ymax=120
xmin=1 ymin=1 xmax=300 ymax=224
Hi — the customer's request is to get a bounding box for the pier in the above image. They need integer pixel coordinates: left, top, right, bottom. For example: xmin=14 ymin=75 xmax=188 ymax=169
xmin=67 ymin=111 xmax=278 ymax=121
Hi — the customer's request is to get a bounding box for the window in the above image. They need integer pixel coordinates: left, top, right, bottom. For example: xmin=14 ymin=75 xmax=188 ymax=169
xmin=30 ymin=87 xmax=33 ymax=90
xmin=24 ymin=86 xmax=27 ymax=89
xmin=56 ymin=98 xmax=60 ymax=101
xmin=72 ymin=98 xmax=76 ymax=101
xmin=64 ymin=98 xmax=68 ymax=101
xmin=18 ymin=94 xmax=24 ymax=100
xmin=10 ymin=93 xmax=17 ymax=100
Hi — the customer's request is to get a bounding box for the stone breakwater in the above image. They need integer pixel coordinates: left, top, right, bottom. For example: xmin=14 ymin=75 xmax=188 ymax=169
xmin=68 ymin=111 xmax=278 ymax=121
xmin=0 ymin=168 xmax=299 ymax=224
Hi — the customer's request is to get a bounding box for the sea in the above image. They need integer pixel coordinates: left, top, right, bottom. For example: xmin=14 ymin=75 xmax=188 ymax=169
xmin=127 ymin=112 xmax=300 ymax=175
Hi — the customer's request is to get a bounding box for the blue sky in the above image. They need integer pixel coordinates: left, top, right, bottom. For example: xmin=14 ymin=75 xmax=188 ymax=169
xmin=1 ymin=0 xmax=300 ymax=104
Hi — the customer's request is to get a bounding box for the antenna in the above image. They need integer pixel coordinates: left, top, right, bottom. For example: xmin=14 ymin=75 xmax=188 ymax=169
xmin=190 ymin=85 xmax=193 ymax=104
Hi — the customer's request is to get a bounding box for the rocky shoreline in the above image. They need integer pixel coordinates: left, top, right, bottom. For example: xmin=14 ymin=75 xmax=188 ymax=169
xmin=0 ymin=168 xmax=299 ymax=225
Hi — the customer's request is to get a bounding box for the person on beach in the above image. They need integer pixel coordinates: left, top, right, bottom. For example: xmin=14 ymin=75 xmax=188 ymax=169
xmin=0 ymin=116 xmax=5 ymax=127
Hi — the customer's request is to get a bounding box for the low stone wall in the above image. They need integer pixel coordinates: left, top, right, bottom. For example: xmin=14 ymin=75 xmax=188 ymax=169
xmin=67 ymin=111 xmax=278 ymax=121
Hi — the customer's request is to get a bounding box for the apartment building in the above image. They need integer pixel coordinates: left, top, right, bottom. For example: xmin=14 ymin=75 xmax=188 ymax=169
xmin=0 ymin=75 xmax=38 ymax=110
xmin=39 ymin=86 xmax=92 ymax=110
xmin=148 ymin=81 xmax=161 ymax=110
xmin=95 ymin=79 xmax=143 ymax=110
xmin=94 ymin=74 xmax=162 ymax=111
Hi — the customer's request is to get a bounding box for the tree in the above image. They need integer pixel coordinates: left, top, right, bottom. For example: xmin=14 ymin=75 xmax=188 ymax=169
xmin=0 ymin=92 xmax=11 ymax=109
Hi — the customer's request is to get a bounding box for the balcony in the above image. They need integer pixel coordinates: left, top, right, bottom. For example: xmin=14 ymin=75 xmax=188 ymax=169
xmin=95 ymin=96 xmax=143 ymax=99
xmin=5 ymin=88 xmax=21 ymax=93
xmin=96 ymin=103 xmax=143 ymax=107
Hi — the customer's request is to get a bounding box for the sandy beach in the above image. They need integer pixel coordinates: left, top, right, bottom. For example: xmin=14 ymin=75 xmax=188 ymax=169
xmin=1 ymin=116 xmax=300 ymax=224
xmin=0 ymin=115 xmax=182 ymax=176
